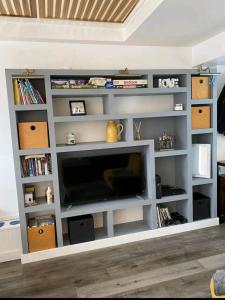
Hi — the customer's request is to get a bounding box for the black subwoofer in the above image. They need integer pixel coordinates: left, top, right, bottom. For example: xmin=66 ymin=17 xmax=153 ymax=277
xmin=68 ymin=214 xmax=95 ymax=245
xmin=193 ymin=192 xmax=211 ymax=221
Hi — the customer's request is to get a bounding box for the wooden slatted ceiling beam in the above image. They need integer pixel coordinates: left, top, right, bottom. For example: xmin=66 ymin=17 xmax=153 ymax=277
xmin=62 ymin=0 xmax=70 ymax=19
xmin=0 ymin=0 xmax=7 ymax=15
xmin=22 ymin=0 xmax=31 ymax=17
xmin=82 ymin=0 xmax=95 ymax=20
xmin=0 ymin=0 xmax=140 ymax=23
xmin=12 ymin=0 xmax=23 ymax=16
xmin=55 ymin=0 xmax=62 ymax=18
xmin=102 ymin=0 xmax=118 ymax=22
xmin=29 ymin=0 xmax=37 ymax=17
xmin=3 ymin=0 xmax=15 ymax=15
xmin=76 ymin=0 xmax=87 ymax=20
xmin=117 ymin=0 xmax=139 ymax=23
xmin=89 ymin=0 xmax=104 ymax=21
xmin=38 ymin=0 xmax=45 ymax=18
xmin=95 ymin=0 xmax=109 ymax=21
xmin=68 ymin=0 xmax=79 ymax=19
xmin=47 ymin=0 xmax=53 ymax=18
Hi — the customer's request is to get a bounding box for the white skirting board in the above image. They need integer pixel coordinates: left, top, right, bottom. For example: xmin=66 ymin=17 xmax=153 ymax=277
xmin=0 ymin=222 xmax=22 ymax=263
xmin=21 ymin=218 xmax=219 ymax=264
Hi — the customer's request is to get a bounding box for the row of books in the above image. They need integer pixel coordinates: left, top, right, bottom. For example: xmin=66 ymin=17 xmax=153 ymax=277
xmin=14 ymin=79 xmax=45 ymax=105
xmin=156 ymin=205 xmax=172 ymax=228
xmin=51 ymin=78 xmax=148 ymax=89
xmin=21 ymin=154 xmax=52 ymax=178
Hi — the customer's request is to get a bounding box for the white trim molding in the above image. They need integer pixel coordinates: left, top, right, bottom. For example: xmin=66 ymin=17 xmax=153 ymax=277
xmin=21 ymin=218 xmax=219 ymax=264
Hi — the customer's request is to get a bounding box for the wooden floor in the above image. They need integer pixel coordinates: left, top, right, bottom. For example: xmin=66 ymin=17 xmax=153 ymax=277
xmin=1 ymin=225 xmax=225 ymax=298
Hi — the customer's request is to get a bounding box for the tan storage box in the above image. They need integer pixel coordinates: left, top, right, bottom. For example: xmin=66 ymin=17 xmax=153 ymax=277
xmin=28 ymin=224 xmax=56 ymax=253
xmin=18 ymin=122 xmax=49 ymax=150
xmin=192 ymin=106 xmax=211 ymax=129
xmin=192 ymin=76 xmax=211 ymax=99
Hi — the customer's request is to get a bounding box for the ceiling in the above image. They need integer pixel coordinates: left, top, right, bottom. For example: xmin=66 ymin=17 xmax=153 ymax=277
xmin=0 ymin=0 xmax=140 ymax=23
xmin=128 ymin=0 xmax=225 ymax=46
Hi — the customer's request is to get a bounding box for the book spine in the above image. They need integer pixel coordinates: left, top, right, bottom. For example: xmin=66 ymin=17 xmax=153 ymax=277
xmin=13 ymin=79 xmax=20 ymax=105
xmin=113 ymin=80 xmax=148 ymax=85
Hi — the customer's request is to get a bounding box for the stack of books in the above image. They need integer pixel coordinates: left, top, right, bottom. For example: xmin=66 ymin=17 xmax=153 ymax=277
xmin=113 ymin=79 xmax=148 ymax=89
xmin=21 ymin=154 xmax=52 ymax=177
xmin=14 ymin=79 xmax=45 ymax=105
xmin=156 ymin=205 xmax=172 ymax=228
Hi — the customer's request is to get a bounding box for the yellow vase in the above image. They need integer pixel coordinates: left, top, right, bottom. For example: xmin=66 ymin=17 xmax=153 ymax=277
xmin=106 ymin=121 xmax=124 ymax=143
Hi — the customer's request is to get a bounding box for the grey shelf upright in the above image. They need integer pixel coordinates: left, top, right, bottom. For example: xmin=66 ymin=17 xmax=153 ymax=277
xmin=6 ymin=69 xmax=218 ymax=255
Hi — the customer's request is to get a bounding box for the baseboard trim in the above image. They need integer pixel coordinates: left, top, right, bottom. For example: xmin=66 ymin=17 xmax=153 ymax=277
xmin=21 ymin=218 xmax=219 ymax=264
xmin=0 ymin=250 xmax=21 ymax=263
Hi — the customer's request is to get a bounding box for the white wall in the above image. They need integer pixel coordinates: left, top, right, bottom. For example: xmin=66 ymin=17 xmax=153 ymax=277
xmin=0 ymin=41 xmax=192 ymax=219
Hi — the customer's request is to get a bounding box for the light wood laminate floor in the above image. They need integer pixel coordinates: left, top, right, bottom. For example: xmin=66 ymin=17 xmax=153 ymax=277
xmin=1 ymin=225 xmax=225 ymax=298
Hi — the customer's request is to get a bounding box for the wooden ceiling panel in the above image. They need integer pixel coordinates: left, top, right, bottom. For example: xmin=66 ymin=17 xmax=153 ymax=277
xmin=0 ymin=0 xmax=140 ymax=23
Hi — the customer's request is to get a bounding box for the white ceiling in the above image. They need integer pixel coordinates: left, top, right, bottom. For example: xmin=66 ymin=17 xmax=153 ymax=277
xmin=127 ymin=0 xmax=225 ymax=46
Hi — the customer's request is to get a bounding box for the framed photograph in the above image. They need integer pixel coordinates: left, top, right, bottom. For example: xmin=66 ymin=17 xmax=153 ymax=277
xmin=70 ymin=100 xmax=87 ymax=116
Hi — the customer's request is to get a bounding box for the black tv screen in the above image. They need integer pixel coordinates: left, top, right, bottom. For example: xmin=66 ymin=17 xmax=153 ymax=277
xmin=61 ymin=153 xmax=146 ymax=206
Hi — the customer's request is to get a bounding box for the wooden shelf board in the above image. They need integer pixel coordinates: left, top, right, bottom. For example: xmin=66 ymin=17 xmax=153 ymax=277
xmin=21 ymin=175 xmax=53 ymax=184
xmin=156 ymin=194 xmax=188 ymax=204
xmin=191 ymin=99 xmax=215 ymax=105
xmin=192 ymin=178 xmax=214 ymax=186
xmin=18 ymin=148 xmax=52 ymax=156
xmin=60 ymin=197 xmax=152 ymax=219
xmin=154 ymin=149 xmax=188 ymax=158
xmin=24 ymin=198 xmax=55 ymax=214
xmin=14 ymin=104 xmax=47 ymax=111
xmin=192 ymin=129 xmax=213 ymax=135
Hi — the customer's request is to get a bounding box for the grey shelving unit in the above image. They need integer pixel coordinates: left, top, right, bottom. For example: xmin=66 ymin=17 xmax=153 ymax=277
xmin=6 ymin=69 xmax=217 ymax=255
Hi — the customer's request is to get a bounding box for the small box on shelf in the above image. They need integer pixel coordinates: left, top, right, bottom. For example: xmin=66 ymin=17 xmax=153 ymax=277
xmin=192 ymin=106 xmax=211 ymax=129
xmin=18 ymin=122 xmax=49 ymax=150
xmin=192 ymin=76 xmax=212 ymax=100
xmin=27 ymin=215 xmax=56 ymax=253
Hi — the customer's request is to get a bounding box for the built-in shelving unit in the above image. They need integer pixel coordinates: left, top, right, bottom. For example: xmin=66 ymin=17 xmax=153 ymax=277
xmin=6 ymin=69 xmax=217 ymax=257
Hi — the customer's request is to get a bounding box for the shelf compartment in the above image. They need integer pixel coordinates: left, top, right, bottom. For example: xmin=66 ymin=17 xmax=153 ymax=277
xmin=55 ymin=119 xmax=128 ymax=146
xmin=52 ymin=95 xmax=111 ymax=117
xmin=113 ymin=93 xmax=187 ymax=115
xmin=153 ymin=74 xmax=187 ymax=88
xmin=155 ymin=155 xmax=188 ymax=194
xmin=62 ymin=211 xmax=112 ymax=247
xmin=133 ymin=116 xmax=187 ymax=150
xmin=113 ymin=205 xmax=152 ymax=237
xmin=157 ymin=199 xmax=189 ymax=228
xmin=193 ymin=185 xmax=214 ymax=219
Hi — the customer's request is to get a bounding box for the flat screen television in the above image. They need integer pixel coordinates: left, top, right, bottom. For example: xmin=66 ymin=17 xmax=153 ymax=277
xmin=60 ymin=152 xmax=146 ymax=206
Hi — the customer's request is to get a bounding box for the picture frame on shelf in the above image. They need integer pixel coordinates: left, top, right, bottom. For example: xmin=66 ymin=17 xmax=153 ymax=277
xmin=69 ymin=100 xmax=87 ymax=116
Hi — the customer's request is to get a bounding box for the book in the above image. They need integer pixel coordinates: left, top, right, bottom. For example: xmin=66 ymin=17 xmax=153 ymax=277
xmin=13 ymin=79 xmax=20 ymax=105
xmin=113 ymin=79 xmax=148 ymax=86
xmin=21 ymin=154 xmax=52 ymax=177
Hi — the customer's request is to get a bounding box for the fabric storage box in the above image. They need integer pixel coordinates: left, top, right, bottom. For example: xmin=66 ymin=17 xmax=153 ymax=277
xmin=193 ymin=192 xmax=211 ymax=221
xmin=28 ymin=224 xmax=56 ymax=253
xmin=192 ymin=76 xmax=211 ymax=99
xmin=18 ymin=122 xmax=49 ymax=149
xmin=68 ymin=215 xmax=95 ymax=245
xmin=192 ymin=106 xmax=211 ymax=129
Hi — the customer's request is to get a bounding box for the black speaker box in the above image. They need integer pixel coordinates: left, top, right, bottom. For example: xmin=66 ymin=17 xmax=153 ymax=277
xmin=156 ymin=175 xmax=162 ymax=199
xmin=193 ymin=192 xmax=210 ymax=221
xmin=68 ymin=214 xmax=95 ymax=245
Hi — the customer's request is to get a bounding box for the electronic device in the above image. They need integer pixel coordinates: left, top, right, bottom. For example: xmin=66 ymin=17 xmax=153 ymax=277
xmin=60 ymin=153 xmax=146 ymax=206
xmin=68 ymin=215 xmax=95 ymax=245
xmin=161 ymin=185 xmax=186 ymax=197
xmin=156 ymin=175 xmax=162 ymax=199
xmin=192 ymin=144 xmax=211 ymax=179
xmin=193 ymin=192 xmax=210 ymax=221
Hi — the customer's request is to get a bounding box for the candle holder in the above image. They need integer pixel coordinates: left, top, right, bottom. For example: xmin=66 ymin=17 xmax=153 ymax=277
xmin=158 ymin=132 xmax=174 ymax=151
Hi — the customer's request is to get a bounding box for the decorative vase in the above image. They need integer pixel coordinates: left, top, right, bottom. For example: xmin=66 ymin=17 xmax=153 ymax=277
xmin=106 ymin=120 xmax=124 ymax=143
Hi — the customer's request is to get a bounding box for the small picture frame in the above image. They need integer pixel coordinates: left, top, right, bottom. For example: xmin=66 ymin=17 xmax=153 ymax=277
xmin=70 ymin=100 xmax=87 ymax=116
